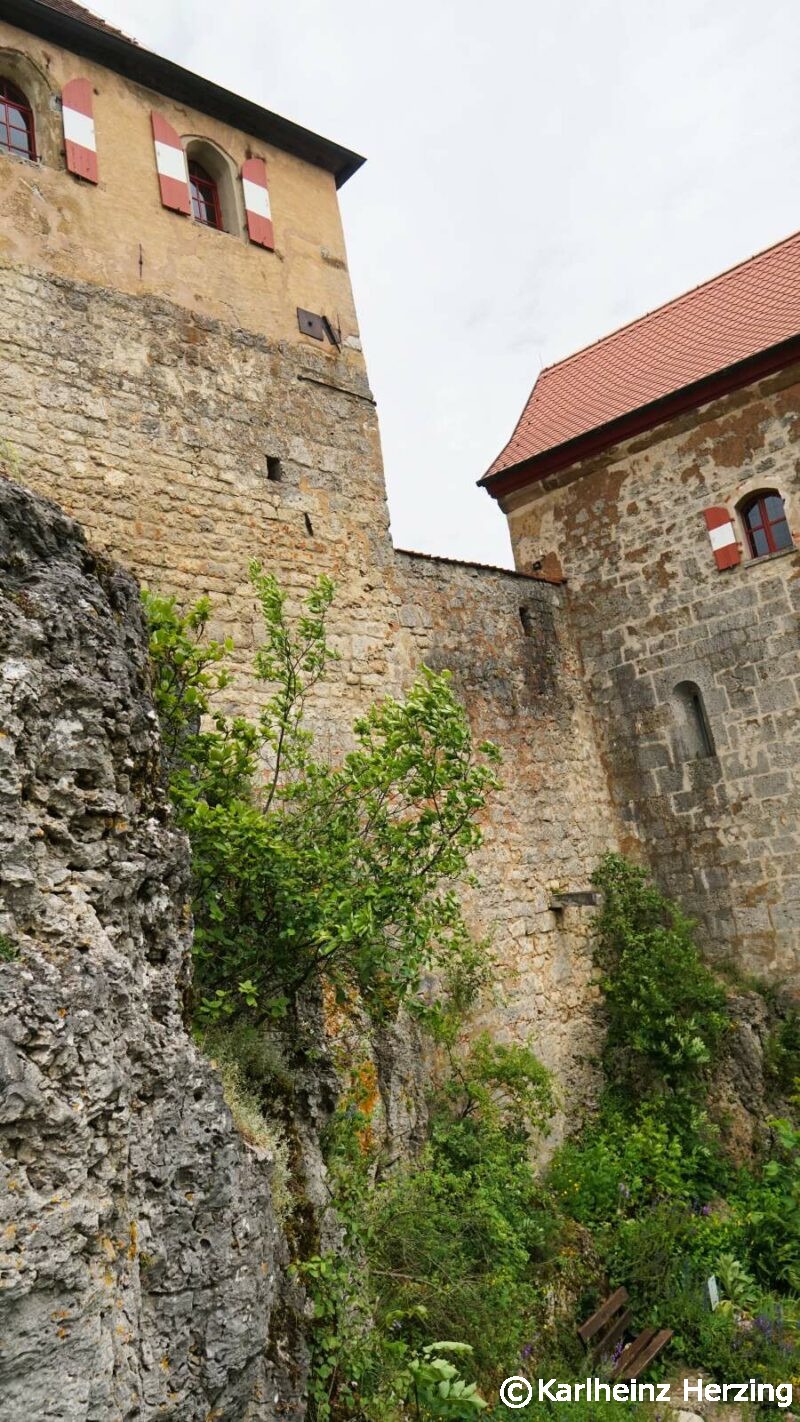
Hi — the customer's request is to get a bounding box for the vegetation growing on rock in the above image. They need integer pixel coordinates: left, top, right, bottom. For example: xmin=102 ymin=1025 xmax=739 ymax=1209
xmin=146 ymin=577 xmax=800 ymax=1421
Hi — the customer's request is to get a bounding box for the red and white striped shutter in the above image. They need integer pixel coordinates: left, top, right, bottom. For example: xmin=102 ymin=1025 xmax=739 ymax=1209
xmin=151 ymin=113 xmax=190 ymax=214
xmin=241 ymin=157 xmax=274 ymax=249
xmin=703 ymin=506 xmax=741 ymax=571
xmin=62 ymin=79 xmax=98 ymax=184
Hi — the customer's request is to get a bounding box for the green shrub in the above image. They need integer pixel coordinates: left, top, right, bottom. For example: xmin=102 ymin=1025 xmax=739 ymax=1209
xmin=592 ymin=854 xmax=729 ymax=1114
xmin=0 ymin=932 xmax=19 ymax=962
xmin=145 ymin=571 xmax=500 ymax=1027
xmin=737 ymin=1115 xmax=800 ymax=1294
xmin=366 ymin=1041 xmax=562 ymax=1388
xmin=549 ymin=1104 xmax=724 ymax=1230
xmin=144 ymin=575 xmax=800 ymax=1416
xmin=764 ymin=1011 xmax=800 ymax=1095
xmin=669 ymin=1287 xmax=800 ymax=1386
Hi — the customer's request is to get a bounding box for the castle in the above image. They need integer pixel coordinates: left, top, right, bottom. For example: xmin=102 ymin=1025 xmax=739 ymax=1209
xmin=0 ymin=0 xmax=797 ymax=1120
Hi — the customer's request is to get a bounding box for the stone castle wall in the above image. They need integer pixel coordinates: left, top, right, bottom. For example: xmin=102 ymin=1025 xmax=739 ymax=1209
xmin=506 ymin=365 xmax=800 ymax=980
xmin=0 ymin=259 xmax=621 ymax=1116
xmin=392 ymin=551 xmax=614 ymax=1111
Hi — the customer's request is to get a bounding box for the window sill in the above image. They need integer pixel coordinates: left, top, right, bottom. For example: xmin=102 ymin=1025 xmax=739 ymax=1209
xmin=741 ymin=546 xmax=798 ymax=569
xmin=0 ymin=150 xmax=40 ymax=168
xmin=189 ymin=219 xmax=248 ymax=245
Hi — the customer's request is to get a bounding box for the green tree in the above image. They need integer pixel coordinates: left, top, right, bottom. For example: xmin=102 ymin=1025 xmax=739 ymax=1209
xmin=592 ymin=854 xmax=729 ymax=1113
xmin=144 ymin=566 xmax=500 ymax=1025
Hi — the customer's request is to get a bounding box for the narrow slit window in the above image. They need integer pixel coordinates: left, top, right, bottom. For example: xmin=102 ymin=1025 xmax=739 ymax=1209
xmin=672 ymin=680 xmax=715 ymax=761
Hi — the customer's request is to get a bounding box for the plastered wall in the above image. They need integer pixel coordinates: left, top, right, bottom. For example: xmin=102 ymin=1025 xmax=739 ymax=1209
xmin=0 ymin=17 xmax=361 ymax=351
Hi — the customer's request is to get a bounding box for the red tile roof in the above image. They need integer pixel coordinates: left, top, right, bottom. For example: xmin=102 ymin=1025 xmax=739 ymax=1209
xmin=485 ymin=228 xmax=800 ymax=480
xmin=35 ymin=0 xmax=136 ymax=43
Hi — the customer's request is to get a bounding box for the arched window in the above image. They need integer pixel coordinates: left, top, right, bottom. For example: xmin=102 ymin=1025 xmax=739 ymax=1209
xmin=188 ymin=159 xmax=222 ymax=229
xmin=672 ymin=681 xmax=715 ymax=761
xmin=183 ymin=137 xmax=242 ymax=235
xmin=740 ymin=490 xmax=793 ymax=559
xmin=0 ymin=77 xmax=36 ymax=161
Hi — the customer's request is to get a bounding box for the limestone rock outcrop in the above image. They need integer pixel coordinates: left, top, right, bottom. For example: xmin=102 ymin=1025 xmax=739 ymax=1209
xmin=0 ymin=478 xmax=302 ymax=1420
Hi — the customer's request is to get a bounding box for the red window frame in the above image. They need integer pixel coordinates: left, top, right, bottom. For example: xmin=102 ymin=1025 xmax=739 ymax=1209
xmin=741 ymin=491 xmax=793 ymax=559
xmin=188 ymin=160 xmax=222 ymax=230
xmin=0 ymin=78 xmax=36 ymax=162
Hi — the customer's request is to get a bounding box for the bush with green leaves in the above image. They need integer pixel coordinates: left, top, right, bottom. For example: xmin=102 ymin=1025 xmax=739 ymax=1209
xmin=144 ymin=567 xmax=500 ymax=1026
xmin=548 ymin=1105 xmax=724 ymax=1230
xmin=736 ymin=1114 xmax=800 ymax=1294
xmin=764 ymin=1011 xmax=800 ymax=1096
xmin=365 ymin=1038 xmax=560 ymax=1390
xmin=591 ymin=854 xmax=730 ymax=1114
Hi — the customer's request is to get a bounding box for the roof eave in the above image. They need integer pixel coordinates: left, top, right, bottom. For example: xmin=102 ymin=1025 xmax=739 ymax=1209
xmin=479 ymin=332 xmax=800 ymax=502
xmin=4 ymin=0 xmax=366 ymax=187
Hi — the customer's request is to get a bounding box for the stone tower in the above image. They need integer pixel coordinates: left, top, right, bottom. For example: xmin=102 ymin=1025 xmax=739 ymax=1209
xmin=0 ymin=0 xmax=621 ymax=1113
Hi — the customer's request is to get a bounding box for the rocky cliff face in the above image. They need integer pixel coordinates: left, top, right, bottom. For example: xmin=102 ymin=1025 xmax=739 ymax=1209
xmin=0 ymin=478 xmax=302 ymax=1420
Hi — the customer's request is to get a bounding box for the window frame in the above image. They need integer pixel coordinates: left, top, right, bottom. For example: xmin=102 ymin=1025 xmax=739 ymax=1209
xmin=739 ymin=490 xmax=793 ymax=560
xmin=182 ymin=137 xmax=244 ymax=237
xmin=0 ymin=76 xmax=37 ymax=163
xmin=188 ymin=158 xmax=223 ymax=230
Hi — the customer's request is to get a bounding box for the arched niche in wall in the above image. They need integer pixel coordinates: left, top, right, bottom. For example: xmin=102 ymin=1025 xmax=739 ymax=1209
xmin=0 ymin=49 xmax=61 ymax=168
xmin=671 ymin=680 xmax=715 ymax=762
xmin=182 ymin=135 xmax=244 ymax=237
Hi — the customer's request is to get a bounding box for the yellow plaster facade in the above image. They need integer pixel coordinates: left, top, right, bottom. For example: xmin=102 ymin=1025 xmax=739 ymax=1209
xmin=0 ymin=15 xmax=363 ymax=357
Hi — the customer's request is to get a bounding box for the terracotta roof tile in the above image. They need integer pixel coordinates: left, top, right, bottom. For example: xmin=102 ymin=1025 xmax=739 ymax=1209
xmin=36 ymin=0 xmax=136 ymax=44
xmin=486 ymin=228 xmax=800 ymax=478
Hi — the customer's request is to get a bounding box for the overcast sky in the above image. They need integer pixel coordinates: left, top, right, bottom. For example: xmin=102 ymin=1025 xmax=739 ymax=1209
xmin=92 ymin=0 xmax=800 ymax=567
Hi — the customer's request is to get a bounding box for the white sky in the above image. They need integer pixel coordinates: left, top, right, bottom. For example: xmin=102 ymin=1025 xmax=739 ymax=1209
xmin=89 ymin=0 xmax=800 ymax=567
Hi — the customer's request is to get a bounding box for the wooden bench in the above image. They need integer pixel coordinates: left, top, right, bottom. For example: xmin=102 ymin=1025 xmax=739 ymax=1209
xmin=578 ymin=1287 xmax=673 ymax=1381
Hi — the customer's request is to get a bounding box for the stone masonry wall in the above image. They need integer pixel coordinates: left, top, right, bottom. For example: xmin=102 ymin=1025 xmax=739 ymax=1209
xmin=0 ymin=259 xmax=622 ymax=1117
xmin=392 ymin=552 xmax=617 ymax=1120
xmin=506 ymin=364 xmax=800 ymax=980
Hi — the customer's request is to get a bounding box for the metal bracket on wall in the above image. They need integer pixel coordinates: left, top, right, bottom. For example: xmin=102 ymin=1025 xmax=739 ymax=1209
xmin=297 ymin=308 xmax=325 ymax=341
xmin=297 ymin=309 xmax=342 ymax=346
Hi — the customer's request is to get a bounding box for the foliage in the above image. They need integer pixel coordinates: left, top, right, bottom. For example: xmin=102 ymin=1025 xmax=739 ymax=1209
xmin=307 ymin=861 xmax=800 ymax=1415
xmin=549 ymin=1105 xmax=723 ymax=1230
xmin=144 ymin=569 xmax=500 ymax=1025
xmin=199 ymin=1026 xmax=292 ymax=1217
xmin=739 ymin=1114 xmax=800 ymax=1293
xmin=669 ymin=1287 xmax=799 ymax=1388
xmin=764 ymin=1011 xmax=800 ymax=1095
xmin=0 ymin=932 xmax=19 ymax=962
xmin=366 ymin=1039 xmax=557 ymax=1390
xmin=404 ymin=1343 xmax=487 ymax=1417
xmin=591 ymin=854 xmax=730 ymax=1114
xmin=300 ymin=1066 xmax=493 ymax=1421
xmin=715 ymin=1253 xmax=762 ymax=1314
xmin=542 ymin=859 xmax=800 ymax=1388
